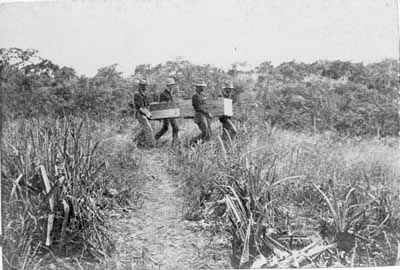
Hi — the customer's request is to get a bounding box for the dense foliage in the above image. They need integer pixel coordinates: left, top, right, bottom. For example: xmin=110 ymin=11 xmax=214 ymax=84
xmin=172 ymin=125 xmax=400 ymax=268
xmin=1 ymin=47 xmax=399 ymax=269
xmin=1 ymin=48 xmax=398 ymax=136
xmin=2 ymin=116 xmax=144 ymax=269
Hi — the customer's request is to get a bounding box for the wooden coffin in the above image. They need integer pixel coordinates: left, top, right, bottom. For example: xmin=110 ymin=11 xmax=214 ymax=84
xmin=149 ymin=98 xmax=233 ymax=120
xmin=148 ymin=102 xmax=180 ymax=119
xmin=178 ymin=98 xmax=233 ymax=118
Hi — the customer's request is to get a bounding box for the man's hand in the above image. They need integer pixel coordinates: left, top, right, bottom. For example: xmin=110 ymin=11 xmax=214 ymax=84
xmin=139 ymin=108 xmax=152 ymax=119
xmin=144 ymin=109 xmax=152 ymax=119
xmin=207 ymin=112 xmax=213 ymax=118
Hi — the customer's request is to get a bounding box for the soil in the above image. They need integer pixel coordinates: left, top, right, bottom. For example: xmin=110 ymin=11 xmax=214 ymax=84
xmin=106 ymin=148 xmax=231 ymax=270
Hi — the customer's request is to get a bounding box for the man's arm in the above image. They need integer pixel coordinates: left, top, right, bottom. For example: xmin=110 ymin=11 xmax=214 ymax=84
xmin=134 ymin=93 xmax=152 ymax=118
xmin=134 ymin=93 xmax=144 ymax=109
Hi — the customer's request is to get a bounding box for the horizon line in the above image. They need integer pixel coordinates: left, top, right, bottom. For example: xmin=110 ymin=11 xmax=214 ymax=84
xmin=1 ymin=47 xmax=398 ymax=77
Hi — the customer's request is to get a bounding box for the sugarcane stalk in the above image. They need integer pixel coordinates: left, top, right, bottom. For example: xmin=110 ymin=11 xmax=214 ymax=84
xmin=59 ymin=199 xmax=70 ymax=249
xmin=40 ymin=165 xmax=54 ymax=246
xmin=10 ymin=173 xmax=23 ymax=199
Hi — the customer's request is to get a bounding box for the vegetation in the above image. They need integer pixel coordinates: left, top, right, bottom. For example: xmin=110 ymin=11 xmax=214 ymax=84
xmin=1 ymin=117 xmax=144 ymax=269
xmin=1 ymin=48 xmax=398 ymax=136
xmin=173 ymin=124 xmax=399 ymax=267
xmin=1 ymin=48 xmax=399 ymax=268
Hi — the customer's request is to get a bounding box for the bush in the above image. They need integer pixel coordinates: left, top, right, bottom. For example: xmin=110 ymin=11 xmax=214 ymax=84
xmin=172 ymin=123 xmax=400 ymax=268
xmin=2 ymin=116 xmax=142 ymax=269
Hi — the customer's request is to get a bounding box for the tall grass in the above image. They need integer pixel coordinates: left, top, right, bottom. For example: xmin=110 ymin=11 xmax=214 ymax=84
xmin=172 ymin=122 xmax=400 ymax=268
xmin=2 ymin=116 xmax=143 ymax=269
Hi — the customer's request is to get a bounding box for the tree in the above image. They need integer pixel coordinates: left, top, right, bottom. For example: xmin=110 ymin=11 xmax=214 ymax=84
xmin=93 ymin=64 xmax=123 ymax=89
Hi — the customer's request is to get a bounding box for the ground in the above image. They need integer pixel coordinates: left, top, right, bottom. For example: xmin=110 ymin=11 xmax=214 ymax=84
xmin=104 ymin=147 xmax=231 ymax=270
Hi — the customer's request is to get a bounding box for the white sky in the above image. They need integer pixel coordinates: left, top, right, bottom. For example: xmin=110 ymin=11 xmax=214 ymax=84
xmin=0 ymin=0 xmax=398 ymax=76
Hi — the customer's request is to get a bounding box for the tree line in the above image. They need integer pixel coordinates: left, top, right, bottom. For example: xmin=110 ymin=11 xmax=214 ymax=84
xmin=1 ymin=48 xmax=398 ymax=136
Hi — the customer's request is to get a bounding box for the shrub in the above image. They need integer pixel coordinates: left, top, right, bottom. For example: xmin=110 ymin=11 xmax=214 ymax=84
xmin=2 ymin=116 xmax=142 ymax=269
xmin=172 ymin=124 xmax=400 ymax=268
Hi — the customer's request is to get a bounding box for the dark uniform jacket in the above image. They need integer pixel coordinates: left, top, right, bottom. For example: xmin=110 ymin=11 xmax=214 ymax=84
xmin=160 ymin=89 xmax=174 ymax=103
xmin=134 ymin=92 xmax=150 ymax=110
xmin=133 ymin=91 xmax=151 ymax=118
xmin=192 ymin=93 xmax=208 ymax=115
xmin=192 ymin=92 xmax=210 ymax=126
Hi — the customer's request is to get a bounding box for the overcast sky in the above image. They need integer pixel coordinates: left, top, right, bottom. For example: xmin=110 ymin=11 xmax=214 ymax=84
xmin=0 ymin=0 xmax=398 ymax=76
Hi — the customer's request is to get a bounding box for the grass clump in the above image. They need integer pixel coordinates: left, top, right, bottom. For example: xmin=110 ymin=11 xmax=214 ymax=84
xmin=2 ymin=117 xmax=143 ymax=269
xmin=172 ymin=124 xmax=400 ymax=268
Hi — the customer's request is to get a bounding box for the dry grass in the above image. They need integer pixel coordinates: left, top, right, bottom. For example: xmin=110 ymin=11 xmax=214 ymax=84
xmin=2 ymin=113 xmax=399 ymax=269
xmin=2 ymin=116 xmax=144 ymax=269
xmin=171 ymin=121 xmax=400 ymax=268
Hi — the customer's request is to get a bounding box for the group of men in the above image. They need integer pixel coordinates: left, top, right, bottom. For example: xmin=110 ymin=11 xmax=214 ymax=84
xmin=132 ymin=78 xmax=237 ymax=148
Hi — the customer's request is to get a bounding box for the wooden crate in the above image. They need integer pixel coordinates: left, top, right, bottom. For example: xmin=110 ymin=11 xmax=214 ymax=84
xmin=149 ymin=98 xmax=233 ymax=119
xmin=178 ymin=98 xmax=232 ymax=118
xmin=149 ymin=102 xmax=180 ymax=119
xmin=177 ymin=100 xmax=193 ymax=118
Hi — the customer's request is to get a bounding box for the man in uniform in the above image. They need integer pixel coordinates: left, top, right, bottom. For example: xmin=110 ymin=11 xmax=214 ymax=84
xmin=219 ymin=81 xmax=238 ymax=141
xmin=190 ymin=80 xmax=213 ymax=146
xmin=132 ymin=79 xmax=156 ymax=148
xmin=154 ymin=78 xmax=179 ymax=145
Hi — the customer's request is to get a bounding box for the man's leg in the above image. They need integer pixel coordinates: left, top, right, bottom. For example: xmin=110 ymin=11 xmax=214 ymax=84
xmin=135 ymin=114 xmax=145 ymax=148
xmin=222 ymin=117 xmax=237 ymax=140
xmin=206 ymin=117 xmax=212 ymax=138
xmin=137 ymin=114 xmax=155 ymax=148
xmin=143 ymin=117 xmax=156 ymax=148
xmin=155 ymin=119 xmax=169 ymax=140
xmin=220 ymin=117 xmax=229 ymax=141
xmin=170 ymin=119 xmax=179 ymax=144
xmin=190 ymin=132 xmax=202 ymax=146
xmin=199 ymin=114 xmax=211 ymax=141
xmin=136 ymin=130 xmax=146 ymax=148
xmin=190 ymin=115 xmax=205 ymax=146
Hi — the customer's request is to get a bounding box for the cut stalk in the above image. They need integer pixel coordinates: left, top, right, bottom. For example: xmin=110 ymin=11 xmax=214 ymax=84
xmin=60 ymin=199 xmax=70 ymax=250
xmin=40 ymin=165 xmax=55 ymax=247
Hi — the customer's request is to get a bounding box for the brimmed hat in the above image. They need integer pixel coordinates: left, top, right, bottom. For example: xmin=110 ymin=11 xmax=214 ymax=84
xmin=166 ymin=78 xmax=176 ymax=85
xmin=223 ymin=81 xmax=234 ymax=89
xmin=193 ymin=79 xmax=207 ymax=87
xmin=138 ymin=78 xmax=148 ymax=85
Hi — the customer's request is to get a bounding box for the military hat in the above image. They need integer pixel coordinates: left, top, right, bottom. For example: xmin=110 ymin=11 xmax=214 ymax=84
xmin=223 ymin=81 xmax=234 ymax=89
xmin=166 ymin=78 xmax=176 ymax=85
xmin=138 ymin=78 xmax=148 ymax=85
xmin=193 ymin=79 xmax=207 ymax=87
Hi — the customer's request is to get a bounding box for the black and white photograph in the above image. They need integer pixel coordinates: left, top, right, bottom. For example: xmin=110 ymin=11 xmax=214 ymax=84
xmin=0 ymin=0 xmax=399 ymax=269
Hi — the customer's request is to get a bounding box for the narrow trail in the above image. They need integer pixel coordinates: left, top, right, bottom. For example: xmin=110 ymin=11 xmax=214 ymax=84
xmin=108 ymin=148 xmax=230 ymax=270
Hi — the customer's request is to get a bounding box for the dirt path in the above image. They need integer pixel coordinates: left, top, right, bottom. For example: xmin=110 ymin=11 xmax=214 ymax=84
xmin=107 ymin=148 xmax=230 ymax=270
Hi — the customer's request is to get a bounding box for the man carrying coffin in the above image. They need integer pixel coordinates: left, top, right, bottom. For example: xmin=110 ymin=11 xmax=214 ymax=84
xmin=154 ymin=78 xmax=180 ymax=145
xmin=190 ymin=80 xmax=213 ymax=145
xmin=132 ymin=79 xmax=156 ymax=148
xmin=219 ymin=81 xmax=238 ymax=141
